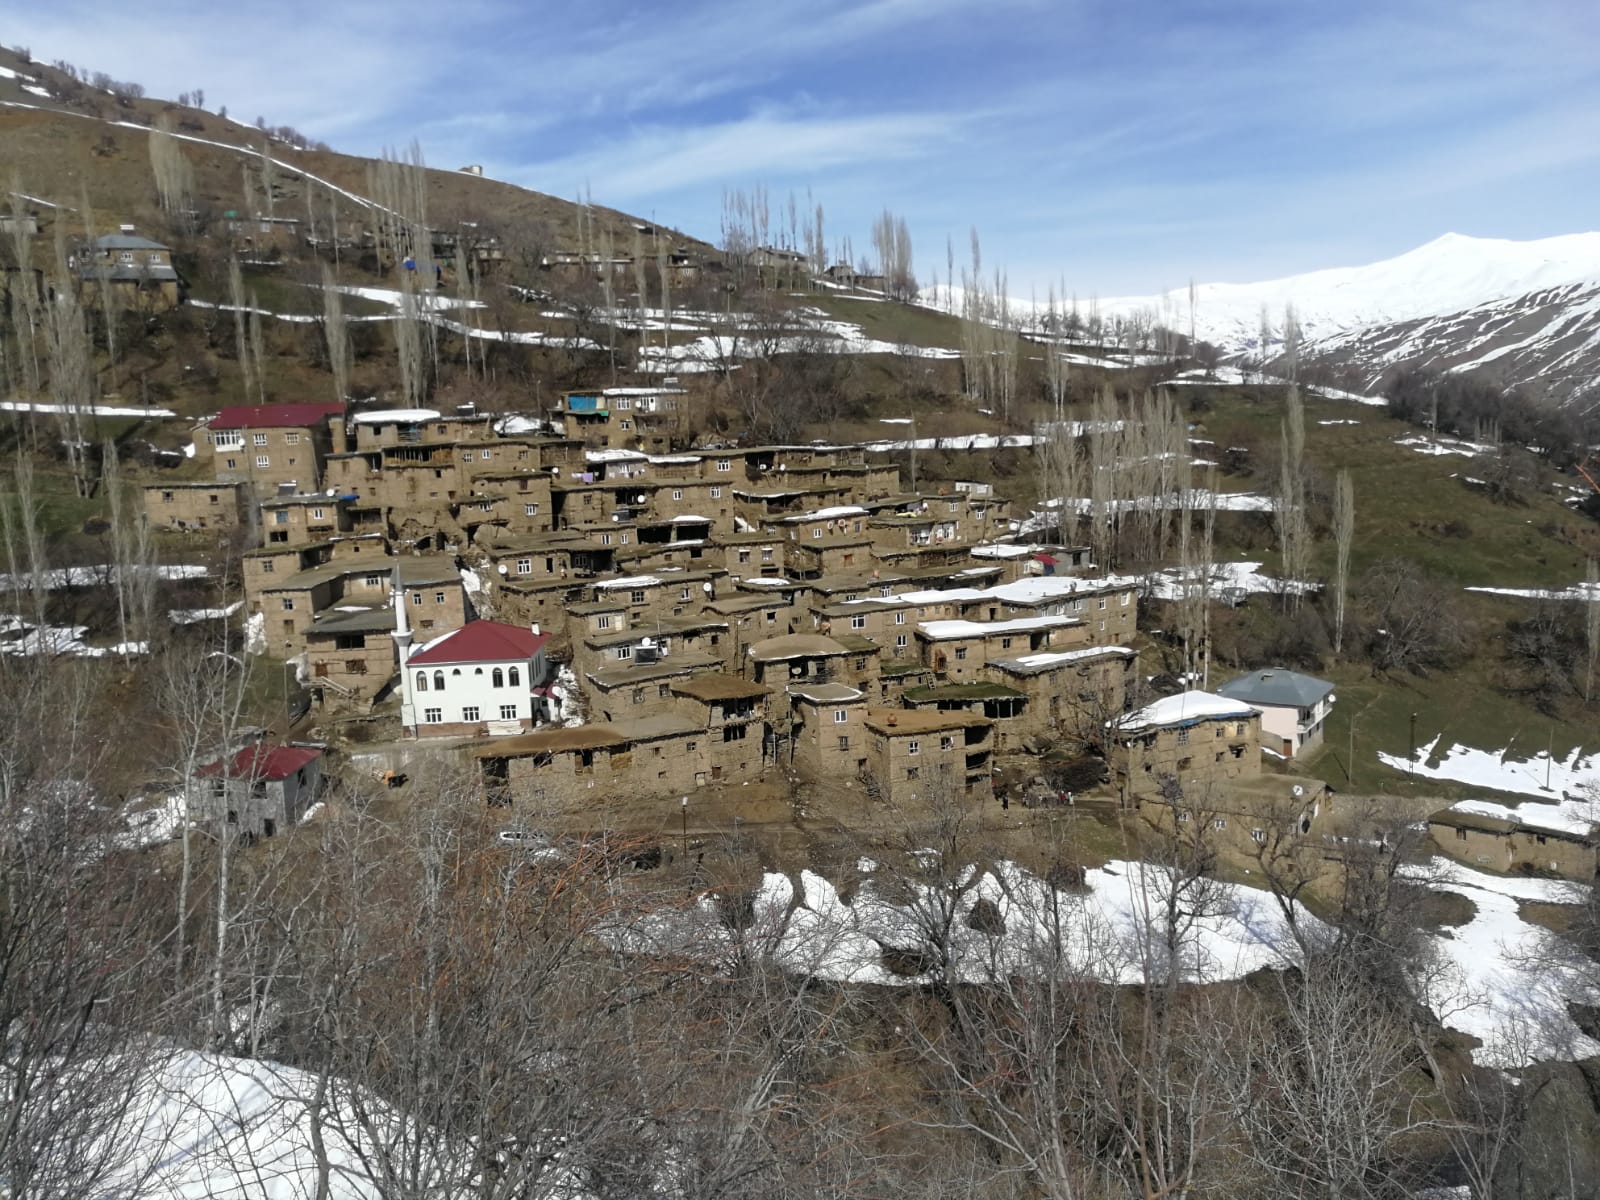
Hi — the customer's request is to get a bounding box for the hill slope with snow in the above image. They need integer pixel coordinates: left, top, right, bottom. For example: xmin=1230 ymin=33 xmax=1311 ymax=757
xmin=1100 ymin=232 xmax=1600 ymax=405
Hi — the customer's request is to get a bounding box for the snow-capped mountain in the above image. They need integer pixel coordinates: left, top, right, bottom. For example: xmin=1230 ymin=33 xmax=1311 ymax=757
xmin=1100 ymin=232 xmax=1600 ymax=405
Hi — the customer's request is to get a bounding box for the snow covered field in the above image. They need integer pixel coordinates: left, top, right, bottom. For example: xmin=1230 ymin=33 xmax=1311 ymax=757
xmin=606 ymin=858 xmax=1309 ymax=988
xmin=0 ymin=563 xmax=209 ymax=591
xmin=1404 ymin=859 xmax=1598 ymax=1067
xmin=1379 ymin=735 xmax=1598 ymax=804
xmin=0 ymin=399 xmax=179 ymax=418
xmin=1145 ymin=560 xmax=1318 ymax=601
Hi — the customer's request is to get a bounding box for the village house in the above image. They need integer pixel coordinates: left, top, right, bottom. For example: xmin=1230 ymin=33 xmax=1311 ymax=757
xmin=747 ymin=633 xmax=877 ymax=691
xmin=398 ymin=616 xmax=553 ymax=739
xmin=192 ymin=742 xmax=325 ymax=842
xmin=258 ymin=493 xmax=355 ymax=547
xmin=253 ymin=553 xmax=464 ymax=657
xmin=1217 ymin=668 xmax=1337 ymax=758
xmin=916 ymin=614 xmax=1083 ymax=683
xmin=862 ymin=708 xmax=995 ymax=805
xmin=786 ymin=682 xmax=870 ymax=783
xmin=221 ymin=212 xmax=303 ymax=251
xmin=142 ymin=481 xmax=248 ymax=532
xmin=1110 ymin=690 xmax=1261 ymax=805
xmin=550 ymin=387 xmax=686 ymax=448
xmin=668 ymin=675 xmax=773 ymax=784
xmin=76 ymin=230 xmax=182 ymax=310
xmin=1428 ymin=800 xmax=1599 ymax=882
xmin=583 ymin=653 xmax=724 ymax=722
xmin=195 ymin=402 xmax=347 ymax=496
xmin=985 ymin=645 xmax=1138 ymax=745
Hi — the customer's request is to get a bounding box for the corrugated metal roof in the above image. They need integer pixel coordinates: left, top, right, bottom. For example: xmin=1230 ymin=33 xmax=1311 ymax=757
xmin=1217 ymin=668 xmax=1335 ymax=709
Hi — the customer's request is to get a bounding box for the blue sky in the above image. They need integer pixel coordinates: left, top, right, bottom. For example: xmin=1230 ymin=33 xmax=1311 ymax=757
xmin=12 ymin=0 xmax=1600 ymax=295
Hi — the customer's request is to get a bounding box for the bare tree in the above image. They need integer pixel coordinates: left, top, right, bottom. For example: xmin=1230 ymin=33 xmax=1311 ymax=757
xmin=321 ymin=262 xmax=350 ymax=402
xmin=1334 ymin=468 xmax=1355 ymax=655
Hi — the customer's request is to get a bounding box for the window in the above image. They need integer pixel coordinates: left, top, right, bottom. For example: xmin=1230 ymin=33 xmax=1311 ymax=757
xmin=1000 ymin=637 xmax=1012 ymax=649
xmin=907 ymin=739 xmax=920 ymax=755
xmin=601 ymin=534 xmax=612 ymax=546
xmin=597 ymin=615 xmax=612 ymax=631
xmin=615 ymin=646 xmax=632 ymax=660
xmin=1250 ymin=828 xmax=1266 ymax=844
xmin=850 ymin=615 xmax=867 ymax=630
xmin=1211 ymin=818 xmax=1227 ymax=831
xmin=837 ymin=736 xmax=850 ymax=752
xmin=615 ymin=397 xmax=632 ymax=410
xmin=633 ymin=688 xmax=646 ymax=704
xmin=253 ymin=433 xmax=268 ymax=446
xmin=906 ymin=767 xmax=919 ymax=780
xmin=461 ymin=706 xmax=480 ymax=722
xmin=621 ymin=533 xmax=630 ymax=545
xmin=1121 ymin=591 xmax=1131 ymax=607
xmin=833 ymin=709 xmax=849 ymax=724
xmin=261 ymin=560 xmax=274 ymax=574
xmin=738 ymin=550 xmax=751 ymax=564
xmin=160 ymin=490 xmax=175 ymax=503
xmin=423 ymin=707 xmax=443 ymax=723
xmin=895 ymin=612 xmax=906 ymax=625
xmin=525 ymin=503 xmax=539 ymax=516
xmin=311 ymin=507 xmax=325 ymax=520
xmin=766 ymin=610 xmax=778 ymax=624
xmin=1098 ymin=597 xmax=1108 ymax=610
xmin=213 ymin=431 xmax=244 ymax=449
xmin=948 ymin=501 xmax=959 ymax=513
xmin=709 ymin=486 xmax=722 ymax=499
xmin=659 ymin=684 xmax=671 ymax=698
xmin=274 ymin=510 xmax=290 ymax=526
xmin=680 ymin=587 xmax=691 ymax=600
xmin=1176 ymin=810 xmax=1190 ymax=824
xmin=672 ymin=489 xmax=684 ymax=500
xmin=954 ymin=647 xmax=967 ymax=661
xmin=225 ymin=458 xmax=237 ymax=470
xmin=499 ymin=705 xmax=518 ymax=720
xmin=412 ymin=592 xmax=423 ymax=606
xmin=895 ymin=634 xmax=908 ymax=648
xmin=492 ymin=668 xmax=504 ymax=687
xmin=940 ymin=736 xmax=954 ymax=751
xmin=716 ymin=460 xmax=731 ymax=472
xmin=280 ymin=597 xmax=294 ymax=611
xmin=813 ymin=529 xmax=823 ymax=539
xmin=256 ymin=455 xmax=270 ymax=468
xmin=619 ymin=420 xmax=632 ymax=430
xmin=508 ymin=666 xmax=520 ymax=686
xmin=1176 ymin=729 xmax=1190 ymax=745
xmin=630 ymin=589 xmax=646 ymax=604
xmin=433 ymin=671 xmax=445 ymax=690
xmin=415 ymin=672 xmax=428 ymax=692
xmin=364 ymin=573 xmax=383 ymax=587
xmin=286 ymin=432 xmax=301 ymax=445
xmin=517 ymin=558 xmax=533 ymax=575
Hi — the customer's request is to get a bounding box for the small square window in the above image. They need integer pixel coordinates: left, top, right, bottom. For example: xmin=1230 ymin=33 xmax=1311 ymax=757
xmin=907 ymin=740 xmax=920 ymax=755
xmin=253 ymin=433 xmax=268 ymax=446
xmin=255 ymin=455 xmax=270 ymax=468
xmin=833 ymin=709 xmax=849 ymax=724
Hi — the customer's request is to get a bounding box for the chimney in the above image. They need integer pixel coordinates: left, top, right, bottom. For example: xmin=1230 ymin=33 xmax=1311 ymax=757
xmin=530 ymin=622 xmax=541 ymax=637
xmin=330 ymin=418 xmax=348 ymax=454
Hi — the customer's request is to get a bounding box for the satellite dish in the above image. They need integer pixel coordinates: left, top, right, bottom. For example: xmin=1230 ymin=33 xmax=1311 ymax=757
xmin=702 ymin=581 xmax=714 ymax=595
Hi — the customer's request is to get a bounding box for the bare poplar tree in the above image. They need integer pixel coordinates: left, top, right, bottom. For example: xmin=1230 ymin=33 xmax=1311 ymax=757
xmin=227 ymin=256 xmax=254 ymax=402
xmin=1334 ymin=468 xmax=1355 ymax=655
xmin=870 ymin=207 xmax=915 ymax=301
xmin=148 ymin=115 xmax=195 ymax=222
xmin=44 ymin=254 xmax=94 ymax=498
xmin=248 ymin=297 xmax=267 ymax=403
xmin=1276 ymin=385 xmax=1309 ymax=610
xmin=321 ymin=263 xmax=350 ymax=402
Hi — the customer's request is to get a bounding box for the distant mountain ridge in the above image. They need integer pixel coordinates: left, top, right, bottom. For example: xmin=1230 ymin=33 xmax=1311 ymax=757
xmin=1102 ymin=233 xmax=1600 ymax=407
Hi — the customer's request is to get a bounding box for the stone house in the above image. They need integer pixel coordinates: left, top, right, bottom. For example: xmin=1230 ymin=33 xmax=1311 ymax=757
xmin=583 ymin=654 xmax=724 ymax=722
xmin=862 ymin=708 xmax=995 ymax=805
xmin=192 ymin=742 xmax=324 ymax=841
xmin=1428 ymin=805 xmax=1598 ymax=882
xmin=253 ymin=554 xmax=463 ymax=657
xmin=915 ymin=615 xmax=1083 ymax=683
xmin=142 ymin=481 xmax=247 ymax=532
xmin=304 ymin=607 xmax=401 ymax=709
xmin=669 ymin=675 xmax=773 ymax=784
xmin=985 ymin=645 xmax=1137 ymax=741
xmin=1111 ymin=690 xmax=1261 ymax=805
xmin=786 ymin=682 xmax=870 ymax=783
xmin=258 ymin=494 xmax=355 ymax=547
xmin=196 ymin=402 xmax=346 ymax=496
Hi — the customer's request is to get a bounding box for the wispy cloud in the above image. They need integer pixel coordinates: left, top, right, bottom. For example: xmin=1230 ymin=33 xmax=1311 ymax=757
xmin=7 ymin=0 xmax=1599 ymax=293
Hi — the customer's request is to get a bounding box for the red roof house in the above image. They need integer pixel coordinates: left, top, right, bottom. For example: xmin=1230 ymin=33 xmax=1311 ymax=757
xmin=208 ymin=402 xmax=346 ymax=430
xmin=407 ymin=621 xmax=551 ymax=666
xmin=197 ymin=743 xmax=324 ymax=780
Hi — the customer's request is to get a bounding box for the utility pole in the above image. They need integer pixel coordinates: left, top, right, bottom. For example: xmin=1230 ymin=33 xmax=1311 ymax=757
xmin=1409 ymin=712 xmax=1417 ymax=763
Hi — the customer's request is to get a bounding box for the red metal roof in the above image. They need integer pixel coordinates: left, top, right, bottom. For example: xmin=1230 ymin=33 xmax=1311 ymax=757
xmin=407 ymin=621 xmax=551 ymax=666
xmin=197 ymin=743 xmax=323 ymax=781
xmin=208 ymin=402 xmax=346 ymax=431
